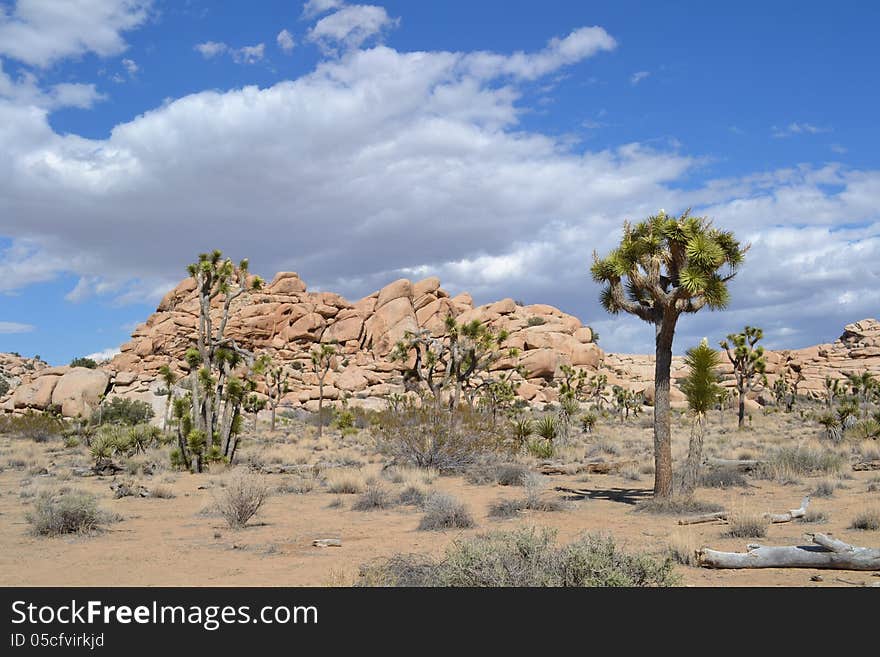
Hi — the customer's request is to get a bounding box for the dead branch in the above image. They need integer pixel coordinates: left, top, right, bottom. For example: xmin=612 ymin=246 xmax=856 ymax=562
xmin=678 ymin=497 xmax=809 ymax=526
xmin=697 ymin=533 xmax=880 ymax=570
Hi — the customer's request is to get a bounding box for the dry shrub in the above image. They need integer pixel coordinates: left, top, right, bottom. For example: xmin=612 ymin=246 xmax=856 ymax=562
xmin=418 ymin=493 xmax=475 ymax=531
xmin=372 ymin=406 xmax=504 ymax=473
xmin=325 ymin=472 xmax=364 ymax=494
xmin=724 ymin=513 xmax=768 ymax=538
xmin=357 ymin=527 xmax=678 ymax=587
xmin=758 ymin=446 xmax=845 ymax=482
xmin=27 ymin=489 xmax=117 ymax=536
xmin=699 ymin=466 xmax=748 ymax=489
xmin=666 ymin=531 xmax=698 ymax=566
xmin=352 ymin=482 xmax=395 ymax=511
xmin=849 ymin=509 xmax=880 ymax=531
xmin=215 ymin=470 xmax=269 ymax=529
xmin=150 ymin=485 xmax=175 ymax=499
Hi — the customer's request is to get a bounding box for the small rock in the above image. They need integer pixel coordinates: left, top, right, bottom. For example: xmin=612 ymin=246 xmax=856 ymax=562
xmin=810 ymin=575 xmax=823 ymax=582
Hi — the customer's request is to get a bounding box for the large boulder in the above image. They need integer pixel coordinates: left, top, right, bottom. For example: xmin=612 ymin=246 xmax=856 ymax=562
xmin=268 ymin=272 xmax=307 ymax=295
xmin=12 ymin=375 xmax=61 ymax=410
xmin=364 ymin=296 xmax=418 ymax=356
xmin=519 ymin=349 xmax=560 ymax=380
xmin=376 ymin=279 xmax=413 ymax=309
xmin=51 ymin=368 xmax=111 ymax=419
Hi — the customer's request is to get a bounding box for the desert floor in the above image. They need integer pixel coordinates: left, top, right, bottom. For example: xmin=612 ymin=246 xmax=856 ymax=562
xmin=1 ymin=406 xmax=879 ymax=588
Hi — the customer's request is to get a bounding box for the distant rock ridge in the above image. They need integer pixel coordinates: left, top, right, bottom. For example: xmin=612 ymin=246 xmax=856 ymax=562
xmin=1 ymin=270 xmax=877 ymax=420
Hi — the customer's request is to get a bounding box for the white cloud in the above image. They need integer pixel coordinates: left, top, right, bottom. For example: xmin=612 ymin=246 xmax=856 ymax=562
xmin=0 ymin=61 xmax=106 ymax=109
xmin=772 ymin=122 xmax=830 ymax=138
xmin=84 ymin=347 xmax=121 ymax=361
xmin=122 ymin=57 xmax=138 ymax=75
xmin=307 ymin=5 xmax=399 ymax=53
xmin=194 ymin=41 xmax=228 ymax=58
xmin=0 ymin=20 xmax=877 ymax=356
xmin=232 ymin=43 xmax=265 ymax=65
xmin=0 ymin=0 xmax=152 ymax=68
xmin=630 ymin=70 xmax=650 ymax=85
xmin=0 ymin=321 xmax=34 ymax=334
xmin=277 ymin=29 xmax=296 ymax=53
xmin=301 ymin=0 xmax=345 ymax=20
xmin=462 ymin=26 xmax=616 ymax=80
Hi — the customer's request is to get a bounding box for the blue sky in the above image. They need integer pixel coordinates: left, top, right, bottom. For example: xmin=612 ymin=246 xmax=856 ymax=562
xmin=1 ymin=0 xmax=878 ymax=364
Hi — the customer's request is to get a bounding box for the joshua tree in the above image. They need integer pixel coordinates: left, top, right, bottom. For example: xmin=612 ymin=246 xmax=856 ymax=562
xmin=557 ymin=364 xmax=588 ymax=402
xmin=824 ymin=376 xmax=843 ymax=410
xmin=679 ymin=339 xmax=722 ymax=496
xmin=847 ymin=371 xmax=877 ymax=418
xmin=774 ymin=354 xmax=805 ymax=412
xmin=586 ymin=373 xmax=608 ymax=409
xmin=720 ymin=326 xmax=767 ymax=429
xmin=185 ymin=250 xmax=262 ymax=451
xmin=256 ymin=355 xmax=290 ymax=431
xmin=716 ymin=387 xmax=731 ymax=426
xmin=310 ymin=344 xmax=337 ymax=439
xmin=393 ymin=316 xmax=512 ymax=412
xmin=591 ymin=210 xmax=746 ymax=497
xmin=157 ymin=364 xmax=177 ymax=432
xmin=243 ymin=393 xmax=266 ymax=433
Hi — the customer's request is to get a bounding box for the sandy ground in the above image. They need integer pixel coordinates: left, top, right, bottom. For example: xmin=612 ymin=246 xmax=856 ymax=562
xmin=1 ymin=409 xmax=879 ymax=588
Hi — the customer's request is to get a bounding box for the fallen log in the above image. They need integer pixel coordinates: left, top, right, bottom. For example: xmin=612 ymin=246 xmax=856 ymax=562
xmin=678 ymin=496 xmax=809 ymax=526
xmin=554 ymin=486 xmax=591 ymax=497
xmin=853 ymin=460 xmax=880 ymax=471
xmin=538 ymin=460 xmax=637 ymax=476
xmin=705 ymin=457 xmax=763 ymax=472
xmin=698 ymin=533 xmax=880 ymax=570
xmin=312 ymin=538 xmax=342 ymax=548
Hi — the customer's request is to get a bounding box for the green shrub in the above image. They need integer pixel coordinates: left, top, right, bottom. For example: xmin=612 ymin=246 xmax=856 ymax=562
xmin=0 ymin=411 xmax=65 ymax=442
xmin=526 ymin=437 xmax=554 ymax=459
xmin=27 ymin=489 xmax=117 ymax=536
xmin=357 ymin=527 xmax=678 ymax=587
xmin=0 ymin=376 xmax=9 ymax=397
xmin=526 ymin=317 xmax=546 ymax=327
xmin=96 ymin=397 xmax=155 ymax=426
xmin=70 ymin=357 xmax=98 ymax=369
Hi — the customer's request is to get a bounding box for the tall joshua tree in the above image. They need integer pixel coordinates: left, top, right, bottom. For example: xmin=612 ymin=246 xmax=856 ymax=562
xmin=720 ymin=326 xmax=767 ymax=429
xmin=680 ymin=339 xmax=722 ymax=496
xmin=157 ymin=364 xmax=177 ymax=432
xmin=591 ymin=210 xmax=746 ymax=498
xmin=311 ymin=344 xmax=337 ymax=439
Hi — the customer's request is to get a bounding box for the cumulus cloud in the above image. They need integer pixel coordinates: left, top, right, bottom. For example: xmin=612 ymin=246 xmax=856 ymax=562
xmin=462 ymin=26 xmax=617 ymax=80
xmin=277 ymin=29 xmax=295 ymax=53
xmin=0 ymin=321 xmax=34 ymax=334
xmin=122 ymin=57 xmax=138 ymax=75
xmin=84 ymin=347 xmax=121 ymax=361
xmin=232 ymin=43 xmax=265 ymax=64
xmin=0 ymin=17 xmax=876 ymax=356
xmin=0 ymin=61 xmax=106 ymax=109
xmin=0 ymin=0 xmax=152 ymax=68
xmin=194 ymin=41 xmax=228 ymax=58
xmin=307 ymin=4 xmax=399 ymax=53
xmin=301 ymin=0 xmax=345 ymax=20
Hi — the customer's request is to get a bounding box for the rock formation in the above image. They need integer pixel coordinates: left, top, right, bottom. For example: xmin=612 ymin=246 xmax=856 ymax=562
xmin=2 ymin=268 xmax=878 ymax=420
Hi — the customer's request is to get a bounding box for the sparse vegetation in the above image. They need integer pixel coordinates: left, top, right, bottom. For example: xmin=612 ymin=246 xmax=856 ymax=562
xmin=27 ymin=489 xmax=117 ymax=536
xmin=418 ymin=493 xmax=475 ymax=531
xmin=215 ymin=471 xmax=269 ymax=529
xmin=849 ymin=509 xmax=880 ymax=531
xmin=723 ymin=513 xmax=767 ymax=538
xmin=357 ymin=527 xmax=679 ymax=587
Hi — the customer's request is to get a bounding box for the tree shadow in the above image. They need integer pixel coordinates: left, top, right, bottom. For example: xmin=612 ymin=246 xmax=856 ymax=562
xmin=556 ymin=486 xmax=652 ymax=505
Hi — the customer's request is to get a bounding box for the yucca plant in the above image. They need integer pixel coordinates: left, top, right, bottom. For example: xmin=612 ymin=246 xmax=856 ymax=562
xmin=511 ymin=417 xmax=534 ymax=450
xmin=679 ymin=340 xmax=722 ymax=495
xmin=580 ymin=412 xmax=598 ymax=434
xmin=535 ymin=415 xmax=558 ymax=442
xmin=591 ymin=210 xmax=746 ymax=497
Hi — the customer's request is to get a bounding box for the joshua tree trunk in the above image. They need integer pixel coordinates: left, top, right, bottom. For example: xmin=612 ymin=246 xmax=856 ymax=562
xmin=737 ymin=386 xmax=746 ymax=429
xmin=317 ymin=381 xmax=324 ymax=440
xmin=680 ymin=413 xmax=705 ymax=496
xmin=653 ymin=318 xmax=676 ymax=498
xmin=270 ymin=403 xmax=277 ymax=432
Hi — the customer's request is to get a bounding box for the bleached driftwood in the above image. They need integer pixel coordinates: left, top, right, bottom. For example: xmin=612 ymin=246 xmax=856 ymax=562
xmin=678 ymin=497 xmax=810 ymax=526
xmin=698 ymin=533 xmax=880 ymax=570
xmin=312 ymin=538 xmax=342 ymax=548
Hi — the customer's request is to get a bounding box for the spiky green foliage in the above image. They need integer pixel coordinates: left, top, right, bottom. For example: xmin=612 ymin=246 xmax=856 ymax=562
xmin=681 ymin=340 xmax=722 ymax=415
xmin=255 ymin=354 xmax=289 ymax=432
xmin=720 ymin=326 xmax=767 ymax=428
xmin=535 ymin=415 xmax=558 ymax=442
xmin=679 ymin=340 xmax=722 ymax=495
xmin=591 ymin=210 xmax=746 ymax=498
xmin=590 ymin=211 xmax=743 ymax=321
xmin=69 ymin=357 xmax=98 ymax=369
